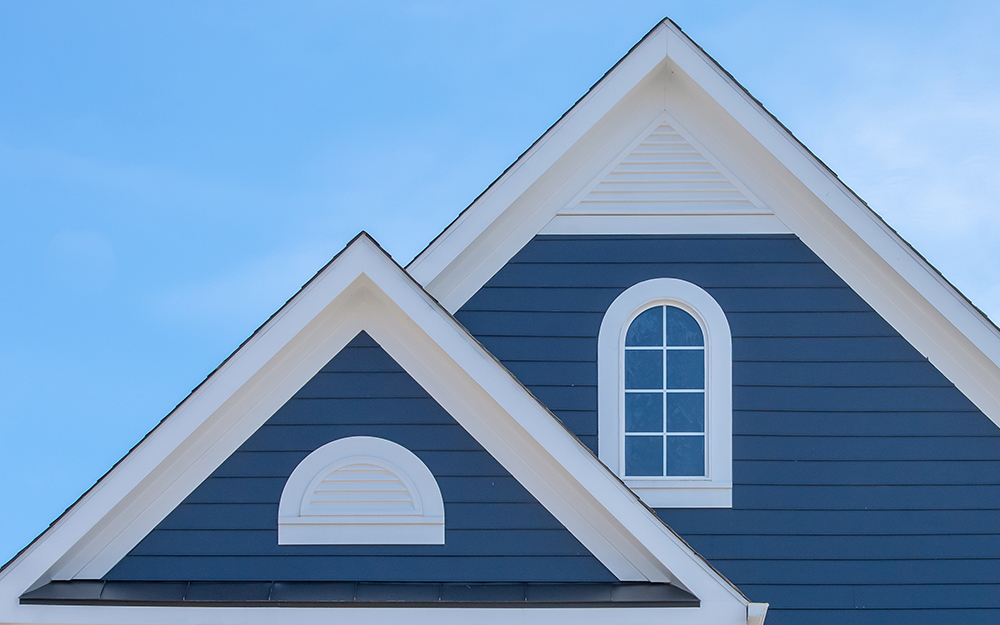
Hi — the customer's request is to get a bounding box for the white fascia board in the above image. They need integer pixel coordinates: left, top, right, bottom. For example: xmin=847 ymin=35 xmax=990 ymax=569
xmin=407 ymin=24 xmax=670 ymax=309
xmin=660 ymin=23 xmax=1000 ymax=425
xmin=0 ymin=604 xmax=748 ymax=625
xmin=0 ymin=234 xmax=747 ymax=620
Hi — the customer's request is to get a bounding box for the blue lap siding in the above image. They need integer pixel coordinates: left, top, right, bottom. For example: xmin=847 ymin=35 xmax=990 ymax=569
xmin=456 ymin=234 xmax=1000 ymax=623
xmin=106 ymin=332 xmax=613 ymax=583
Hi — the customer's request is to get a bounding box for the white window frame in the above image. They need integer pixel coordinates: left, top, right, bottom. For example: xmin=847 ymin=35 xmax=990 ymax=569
xmin=598 ymin=278 xmax=732 ymax=508
xmin=278 ymin=436 xmax=445 ymax=545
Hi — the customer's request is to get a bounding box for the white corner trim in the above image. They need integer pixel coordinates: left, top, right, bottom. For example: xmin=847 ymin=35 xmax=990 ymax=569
xmin=598 ymin=279 xmax=732 ymax=508
xmin=747 ymin=602 xmax=769 ymax=625
xmin=277 ymin=436 xmax=445 ymax=545
xmin=0 ymin=233 xmax=748 ymax=620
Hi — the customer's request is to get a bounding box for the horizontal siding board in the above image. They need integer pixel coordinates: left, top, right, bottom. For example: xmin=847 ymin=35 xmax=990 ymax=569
xmin=741 ymin=584 xmax=1000 ymax=609
xmin=731 ymin=484 xmax=1000 ymax=510
xmin=695 ymin=534 xmax=1000 ymax=561
xmin=239 ymin=424 xmax=482 ymax=452
xmin=523 ymin=386 xmax=596 ymax=411
xmin=733 ymin=386 xmax=978 ymax=412
xmin=551 ymin=411 xmax=597 ymax=436
xmin=293 ymin=371 xmax=429 ymax=399
xmin=657 ymin=509 xmax=1000 ymax=535
xmin=734 ymin=362 xmax=952 ymax=388
xmin=508 ymin=235 xmax=820 ymax=264
xmin=464 ymin=286 xmax=870 ymax=313
xmin=726 ymin=312 xmax=898 ymax=338
xmin=502 ymin=361 xmax=597 ymax=386
xmin=710 ymin=558 xmax=1000 ymax=585
xmin=733 ymin=436 xmax=1000 ymax=462
xmin=733 ymin=412 xmax=997 ymax=437
xmin=484 ymin=263 xmax=846 ymax=289
xmin=735 ymin=460 xmax=1000 ymax=485
xmin=762 ymin=609 xmax=1000 ymax=625
xmin=733 ymin=337 xmax=926 ymax=362
xmin=106 ymin=555 xmax=615 ymax=583
xmin=319 ymin=347 xmax=405 ymax=372
xmin=268 ymin=398 xmax=455 ymax=425
xmin=131 ymin=529 xmax=592 ymax=557
xmin=473 ymin=336 xmax=596 ymax=362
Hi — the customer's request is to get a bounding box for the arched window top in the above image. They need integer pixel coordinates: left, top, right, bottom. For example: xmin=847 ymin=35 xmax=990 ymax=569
xmin=278 ymin=436 xmax=444 ymax=545
xmin=598 ymin=279 xmax=732 ymax=508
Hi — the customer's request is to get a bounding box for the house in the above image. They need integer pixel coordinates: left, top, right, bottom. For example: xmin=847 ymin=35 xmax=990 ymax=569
xmin=2 ymin=17 xmax=999 ymax=625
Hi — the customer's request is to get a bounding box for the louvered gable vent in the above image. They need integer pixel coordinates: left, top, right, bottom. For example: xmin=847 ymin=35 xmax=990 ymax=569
xmin=278 ymin=437 xmax=445 ymax=545
xmin=560 ymin=121 xmax=769 ymax=216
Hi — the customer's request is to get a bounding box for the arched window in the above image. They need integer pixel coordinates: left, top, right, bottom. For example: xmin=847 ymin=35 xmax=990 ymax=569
xmin=598 ymin=279 xmax=732 ymax=508
xmin=278 ymin=436 xmax=445 ymax=545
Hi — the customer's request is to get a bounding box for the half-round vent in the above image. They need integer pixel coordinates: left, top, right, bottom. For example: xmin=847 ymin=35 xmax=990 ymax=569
xmin=278 ymin=437 xmax=444 ymax=545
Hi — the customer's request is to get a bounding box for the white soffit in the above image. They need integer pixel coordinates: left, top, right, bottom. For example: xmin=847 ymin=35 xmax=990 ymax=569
xmin=0 ymin=234 xmax=748 ymax=625
xmin=407 ymin=19 xmax=1000 ymax=428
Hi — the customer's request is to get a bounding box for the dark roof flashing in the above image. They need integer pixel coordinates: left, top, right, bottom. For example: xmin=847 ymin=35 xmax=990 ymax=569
xmin=21 ymin=580 xmax=699 ymax=609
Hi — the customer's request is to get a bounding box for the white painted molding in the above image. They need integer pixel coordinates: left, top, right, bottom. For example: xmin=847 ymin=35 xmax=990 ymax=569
xmin=539 ymin=214 xmax=790 ymax=235
xmin=747 ymin=602 xmax=769 ymax=625
xmin=278 ymin=437 xmax=444 ymax=545
xmin=0 ymin=604 xmax=749 ymax=625
xmin=598 ymin=279 xmax=732 ymax=508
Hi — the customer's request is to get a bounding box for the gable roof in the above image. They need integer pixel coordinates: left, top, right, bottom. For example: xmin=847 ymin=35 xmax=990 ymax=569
xmin=0 ymin=233 xmax=755 ymax=624
xmin=406 ymin=18 xmax=1000 ymax=429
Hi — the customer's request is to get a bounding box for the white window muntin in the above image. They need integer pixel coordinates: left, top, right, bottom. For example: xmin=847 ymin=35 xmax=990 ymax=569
xmin=623 ymin=303 xmax=707 ymax=478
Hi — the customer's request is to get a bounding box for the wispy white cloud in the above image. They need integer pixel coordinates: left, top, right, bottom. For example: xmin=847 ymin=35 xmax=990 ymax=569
xmin=146 ymin=243 xmax=334 ymax=331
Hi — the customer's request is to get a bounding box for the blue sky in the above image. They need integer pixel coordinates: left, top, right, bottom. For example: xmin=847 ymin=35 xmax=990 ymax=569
xmin=2 ymin=1 xmax=999 ymax=564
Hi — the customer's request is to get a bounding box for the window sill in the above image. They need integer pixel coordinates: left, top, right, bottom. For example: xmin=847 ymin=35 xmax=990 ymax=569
xmin=624 ymin=480 xmax=732 ymax=508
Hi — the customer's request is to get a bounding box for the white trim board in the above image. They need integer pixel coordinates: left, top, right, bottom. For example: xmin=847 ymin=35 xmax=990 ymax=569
xmin=406 ymin=19 xmax=1000 ymax=429
xmin=0 ymin=234 xmax=750 ymax=625
xmin=1 ymin=604 xmax=755 ymax=625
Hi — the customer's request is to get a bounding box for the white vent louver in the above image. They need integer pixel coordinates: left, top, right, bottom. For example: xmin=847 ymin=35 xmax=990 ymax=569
xmin=561 ymin=122 xmax=768 ymax=216
xmin=304 ymin=462 xmax=418 ymax=516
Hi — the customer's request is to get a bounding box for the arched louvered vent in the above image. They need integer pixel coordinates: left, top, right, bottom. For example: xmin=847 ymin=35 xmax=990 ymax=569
xmin=278 ymin=437 xmax=444 ymax=545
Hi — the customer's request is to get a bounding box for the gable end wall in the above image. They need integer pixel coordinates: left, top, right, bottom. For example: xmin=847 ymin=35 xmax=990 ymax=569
xmin=456 ymin=234 xmax=1000 ymax=624
xmin=105 ymin=332 xmax=614 ymax=583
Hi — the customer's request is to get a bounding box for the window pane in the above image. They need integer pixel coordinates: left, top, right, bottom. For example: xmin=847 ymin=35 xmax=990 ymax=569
xmin=625 ymin=350 xmax=663 ymax=389
xmin=665 ymin=306 xmax=703 ymax=346
xmin=667 ymin=436 xmax=705 ymax=476
xmin=666 ymin=350 xmax=704 ymax=389
xmin=625 ymin=436 xmax=663 ymax=476
xmin=626 ymin=393 xmax=663 ymax=432
xmin=666 ymin=393 xmax=704 ymax=432
xmin=625 ymin=307 xmax=663 ymax=346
